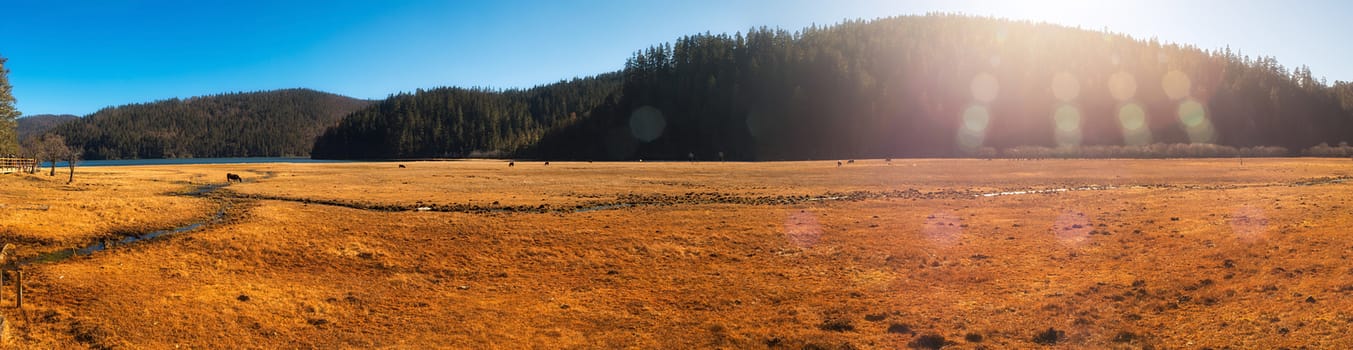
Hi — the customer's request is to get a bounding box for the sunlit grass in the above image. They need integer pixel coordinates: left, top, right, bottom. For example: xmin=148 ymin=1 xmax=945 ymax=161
xmin=4 ymin=159 xmax=1353 ymax=348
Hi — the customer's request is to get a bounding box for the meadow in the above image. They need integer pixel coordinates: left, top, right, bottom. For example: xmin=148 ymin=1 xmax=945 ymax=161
xmin=1 ymin=158 xmax=1351 ymax=349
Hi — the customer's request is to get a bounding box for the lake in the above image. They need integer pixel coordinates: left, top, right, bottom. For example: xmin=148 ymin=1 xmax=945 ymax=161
xmin=46 ymin=157 xmax=352 ymax=167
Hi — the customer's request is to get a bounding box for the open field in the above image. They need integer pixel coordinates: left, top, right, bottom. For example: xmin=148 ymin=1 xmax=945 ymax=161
xmin=1 ymin=159 xmax=1352 ymax=348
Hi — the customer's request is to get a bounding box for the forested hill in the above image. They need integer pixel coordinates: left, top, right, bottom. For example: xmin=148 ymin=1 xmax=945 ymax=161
xmin=533 ymin=15 xmax=1353 ymax=160
xmin=311 ymin=74 xmax=621 ymax=159
xmin=17 ymin=114 xmax=77 ymax=142
xmin=51 ymin=89 xmax=372 ymax=159
xmin=316 ymin=15 xmax=1353 ymax=160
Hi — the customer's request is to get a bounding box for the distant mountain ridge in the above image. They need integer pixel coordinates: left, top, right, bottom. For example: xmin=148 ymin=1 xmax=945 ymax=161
xmin=18 ymin=114 xmax=78 ymax=142
xmin=50 ymin=88 xmax=372 ymax=159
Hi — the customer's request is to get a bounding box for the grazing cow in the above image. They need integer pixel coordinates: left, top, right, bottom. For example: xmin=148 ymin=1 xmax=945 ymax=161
xmin=837 ymin=160 xmax=843 ymax=167
xmin=544 ymin=161 xmax=550 ymax=166
xmin=508 ymin=161 xmax=515 ymax=167
xmin=226 ymin=173 xmax=243 ymax=183
xmin=398 ymin=164 xmax=406 ymax=168
xmin=847 ymin=159 xmax=855 ymax=164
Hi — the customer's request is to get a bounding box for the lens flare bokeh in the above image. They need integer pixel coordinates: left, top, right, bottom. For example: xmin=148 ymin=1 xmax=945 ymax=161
xmin=1177 ymin=99 xmax=1215 ymax=143
xmin=784 ymin=210 xmax=822 ymax=249
xmin=970 ymin=72 xmax=999 ymax=103
xmin=629 ymin=105 xmax=666 ymax=142
xmin=922 ymin=211 xmax=963 ymax=247
xmin=1229 ymin=205 xmax=1268 ymax=243
xmin=1161 ymin=70 xmax=1191 ymax=101
xmin=963 ymin=105 xmax=991 ymax=132
xmin=1051 ymin=71 xmax=1080 ymax=102
xmin=1108 ymin=71 xmax=1137 ymax=101
xmin=744 ymin=110 xmax=765 ymax=139
xmin=1052 ymin=210 xmax=1092 ymax=247
xmin=1053 ymin=104 xmax=1082 ymax=147
xmin=957 ymin=105 xmax=990 ymax=152
xmin=1117 ymin=103 xmax=1152 ymax=145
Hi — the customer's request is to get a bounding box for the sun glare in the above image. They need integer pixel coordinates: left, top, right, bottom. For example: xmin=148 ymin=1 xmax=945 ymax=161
xmin=970 ymin=72 xmax=1000 ymax=103
xmin=1051 ymin=71 xmax=1080 ymax=102
xmin=1053 ymin=104 xmax=1082 ymax=147
xmin=1161 ymin=70 xmax=1192 ymax=100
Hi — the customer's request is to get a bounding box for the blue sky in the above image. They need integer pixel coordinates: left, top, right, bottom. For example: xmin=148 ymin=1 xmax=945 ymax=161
xmin=2 ymin=0 xmax=1349 ymax=116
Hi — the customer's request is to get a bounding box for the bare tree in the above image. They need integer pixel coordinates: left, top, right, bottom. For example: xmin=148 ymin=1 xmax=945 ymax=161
xmin=40 ymin=134 xmax=68 ymax=176
xmin=67 ymin=149 xmax=80 ymax=184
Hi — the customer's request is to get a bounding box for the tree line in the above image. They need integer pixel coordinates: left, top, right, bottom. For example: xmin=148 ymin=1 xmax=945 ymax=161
xmin=529 ymin=15 xmax=1353 ymax=160
xmin=49 ymin=89 xmax=371 ymax=160
xmin=311 ymin=74 xmax=621 ymax=159
xmin=15 ymin=15 xmax=1353 ymax=161
xmin=314 ymin=15 xmax=1353 ymax=160
xmin=17 ymin=114 xmax=78 ymax=143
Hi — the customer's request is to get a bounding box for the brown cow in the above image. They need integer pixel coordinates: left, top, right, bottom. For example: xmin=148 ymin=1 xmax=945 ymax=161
xmin=226 ymin=173 xmax=243 ymax=183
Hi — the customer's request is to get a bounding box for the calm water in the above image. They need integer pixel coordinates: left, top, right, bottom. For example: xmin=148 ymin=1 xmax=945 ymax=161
xmin=49 ymin=157 xmax=352 ymax=167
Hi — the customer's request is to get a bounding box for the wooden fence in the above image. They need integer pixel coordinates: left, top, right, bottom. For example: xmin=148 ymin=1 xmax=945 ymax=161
xmin=0 ymin=158 xmax=37 ymax=174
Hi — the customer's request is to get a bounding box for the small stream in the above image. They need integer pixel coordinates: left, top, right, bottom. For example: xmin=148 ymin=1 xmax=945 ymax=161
xmin=22 ymin=182 xmax=232 ymax=265
xmin=977 ymin=185 xmax=1117 ymax=197
xmin=22 ymin=173 xmax=1346 ymax=265
xmin=974 ymin=175 xmax=1352 ymax=198
xmin=573 ymin=203 xmax=633 ymax=213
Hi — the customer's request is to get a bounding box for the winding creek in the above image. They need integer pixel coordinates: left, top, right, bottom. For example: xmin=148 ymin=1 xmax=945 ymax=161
xmin=22 ymin=182 xmax=234 ymax=265
xmin=17 ymin=173 xmax=1351 ymax=266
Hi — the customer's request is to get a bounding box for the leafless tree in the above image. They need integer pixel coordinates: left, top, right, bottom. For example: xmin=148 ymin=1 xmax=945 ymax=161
xmin=39 ymin=134 xmax=68 ymax=176
xmin=67 ymin=149 xmax=80 ymax=184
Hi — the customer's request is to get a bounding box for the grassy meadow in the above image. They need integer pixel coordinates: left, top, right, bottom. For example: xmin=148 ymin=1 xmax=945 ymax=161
xmin=0 ymin=159 xmax=1351 ymax=348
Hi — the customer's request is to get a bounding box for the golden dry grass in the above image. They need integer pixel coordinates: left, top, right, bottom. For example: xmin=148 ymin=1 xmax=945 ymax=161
xmin=0 ymin=167 xmax=221 ymax=260
xmin=2 ymin=159 xmax=1352 ymax=349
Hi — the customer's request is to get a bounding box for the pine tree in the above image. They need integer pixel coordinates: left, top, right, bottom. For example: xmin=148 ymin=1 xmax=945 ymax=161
xmin=0 ymin=54 xmax=21 ymax=155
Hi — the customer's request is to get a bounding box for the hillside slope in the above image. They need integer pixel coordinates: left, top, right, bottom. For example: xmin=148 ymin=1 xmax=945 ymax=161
xmin=17 ymin=114 xmax=78 ymax=142
xmin=536 ymin=15 xmax=1353 ymax=160
xmin=52 ymin=89 xmax=372 ymax=159
xmin=315 ymin=15 xmax=1353 ymax=160
xmin=311 ymin=74 xmax=621 ymax=159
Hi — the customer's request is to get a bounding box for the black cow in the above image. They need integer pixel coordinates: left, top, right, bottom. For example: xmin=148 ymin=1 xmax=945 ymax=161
xmin=226 ymin=173 xmax=243 ymax=183
xmin=508 ymin=161 xmax=515 ymax=167
xmin=398 ymin=164 xmax=406 ymax=168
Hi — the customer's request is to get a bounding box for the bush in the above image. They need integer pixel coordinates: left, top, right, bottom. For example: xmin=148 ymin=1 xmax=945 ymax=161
xmin=1301 ymin=142 xmax=1353 ymax=157
xmin=997 ymin=143 xmax=1289 ymax=159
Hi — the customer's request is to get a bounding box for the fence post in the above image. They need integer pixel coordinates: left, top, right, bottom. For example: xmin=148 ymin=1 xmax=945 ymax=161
xmin=14 ymin=269 xmax=21 ymax=309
